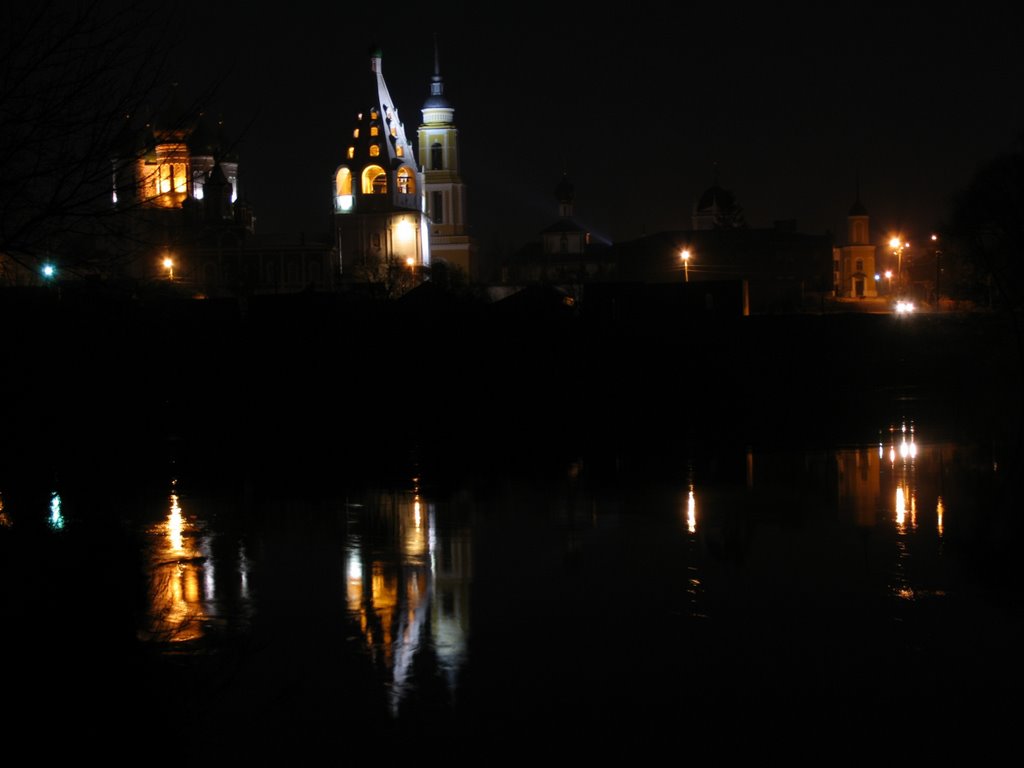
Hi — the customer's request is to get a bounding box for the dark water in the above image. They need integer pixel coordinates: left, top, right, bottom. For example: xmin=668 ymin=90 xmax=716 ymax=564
xmin=3 ymin=303 xmax=1024 ymax=755
xmin=2 ymin=420 xmax=1022 ymax=756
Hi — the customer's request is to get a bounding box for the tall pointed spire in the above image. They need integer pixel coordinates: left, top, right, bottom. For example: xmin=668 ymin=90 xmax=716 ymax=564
xmin=849 ymin=168 xmax=867 ymax=216
xmin=426 ymin=33 xmax=449 ymax=109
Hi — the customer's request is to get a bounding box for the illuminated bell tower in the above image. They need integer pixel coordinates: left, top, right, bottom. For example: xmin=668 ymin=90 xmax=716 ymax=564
xmin=334 ymin=46 xmax=430 ymax=279
xmin=838 ymin=195 xmax=877 ymax=298
xmin=417 ymin=40 xmax=475 ymax=280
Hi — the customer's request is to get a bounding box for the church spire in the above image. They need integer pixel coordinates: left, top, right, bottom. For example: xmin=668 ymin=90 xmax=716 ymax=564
xmin=423 ymin=34 xmax=452 ymax=115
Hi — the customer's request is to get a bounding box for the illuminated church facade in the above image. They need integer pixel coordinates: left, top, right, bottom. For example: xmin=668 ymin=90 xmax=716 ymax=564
xmin=333 ymin=44 xmax=475 ymax=284
xmin=333 ymin=48 xmax=430 ymax=281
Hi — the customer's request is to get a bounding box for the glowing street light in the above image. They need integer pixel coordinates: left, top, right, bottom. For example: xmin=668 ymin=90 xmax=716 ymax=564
xmin=931 ymin=234 xmax=942 ymax=301
xmin=162 ymin=256 xmax=174 ymax=281
xmin=680 ymin=249 xmax=691 ymax=282
xmin=889 ymin=237 xmax=908 ymax=292
xmin=41 ymin=263 xmax=56 ymax=280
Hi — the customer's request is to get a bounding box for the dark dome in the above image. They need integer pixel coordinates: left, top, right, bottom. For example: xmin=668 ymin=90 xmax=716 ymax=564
xmin=555 ymin=174 xmax=574 ymax=202
xmin=697 ymin=185 xmax=735 ymax=212
xmin=423 ymin=94 xmax=451 ymax=109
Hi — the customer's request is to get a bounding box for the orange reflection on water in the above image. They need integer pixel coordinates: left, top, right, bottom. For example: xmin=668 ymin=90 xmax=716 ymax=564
xmin=895 ymin=485 xmax=907 ymax=532
xmin=936 ymin=496 xmax=944 ymax=537
xmin=686 ymin=488 xmax=697 ymax=534
xmin=141 ymin=491 xmax=208 ymax=643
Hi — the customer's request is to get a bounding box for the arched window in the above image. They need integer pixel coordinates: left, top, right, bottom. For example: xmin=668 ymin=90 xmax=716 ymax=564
xmin=397 ymin=166 xmax=416 ymax=195
xmin=361 ymin=165 xmax=387 ymax=194
xmin=335 ymin=167 xmax=352 ymax=196
xmin=431 ymin=142 xmax=443 ymax=170
xmin=390 ymin=124 xmax=397 ymax=137
xmin=335 ymin=167 xmax=353 ymax=212
xmin=347 ymin=146 xmax=354 ymax=159
xmin=370 ymin=125 xmax=379 ymax=137
xmin=353 ymin=128 xmax=360 ymax=138
xmin=396 ymin=144 xmax=404 ymax=157
xmin=369 ymin=144 xmax=380 ymax=157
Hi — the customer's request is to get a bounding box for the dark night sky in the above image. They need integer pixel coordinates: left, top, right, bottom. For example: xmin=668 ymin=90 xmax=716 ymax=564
xmin=167 ymin=2 xmax=1024 ymax=274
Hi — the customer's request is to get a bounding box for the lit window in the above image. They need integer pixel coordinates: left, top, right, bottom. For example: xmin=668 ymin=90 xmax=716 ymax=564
xmin=396 ymin=145 xmax=404 ymax=157
xmin=335 ymin=167 xmax=352 ymax=196
xmin=397 ymin=166 xmax=415 ymax=194
xmin=361 ymin=165 xmax=387 ymax=194
xmin=353 ymin=128 xmax=359 ymax=138
xmin=174 ymin=163 xmax=186 ymax=194
xmin=370 ymin=110 xmax=378 ymax=120
xmin=370 ymin=125 xmax=379 ymax=137
xmin=390 ymin=124 xmax=397 ymax=137
xmin=369 ymin=144 xmax=380 ymax=157
xmin=347 ymin=146 xmax=354 ymax=159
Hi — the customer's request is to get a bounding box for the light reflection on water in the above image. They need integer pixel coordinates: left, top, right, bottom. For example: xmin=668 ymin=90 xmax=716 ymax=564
xmin=5 ymin=415 xmax=1016 ymax=739
xmin=139 ymin=484 xmax=252 ymax=644
xmin=344 ymin=484 xmax=472 ymax=715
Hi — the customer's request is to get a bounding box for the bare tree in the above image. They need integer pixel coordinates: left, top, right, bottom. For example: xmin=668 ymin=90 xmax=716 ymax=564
xmin=0 ymin=0 xmax=204 ymax=281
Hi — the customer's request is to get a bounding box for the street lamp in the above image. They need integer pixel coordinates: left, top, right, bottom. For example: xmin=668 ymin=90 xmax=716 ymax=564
xmin=162 ymin=256 xmax=174 ymax=281
xmin=888 ymin=237 xmax=908 ymax=293
xmin=680 ymin=249 xmax=691 ymax=283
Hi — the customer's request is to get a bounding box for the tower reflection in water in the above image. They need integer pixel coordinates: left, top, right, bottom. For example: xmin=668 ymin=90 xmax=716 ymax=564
xmin=345 ymin=480 xmax=472 ymax=715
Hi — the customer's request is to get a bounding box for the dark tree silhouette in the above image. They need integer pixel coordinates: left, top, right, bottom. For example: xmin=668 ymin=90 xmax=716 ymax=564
xmin=0 ymin=1 xmax=198 ymax=281
xmin=945 ymin=134 xmax=1024 ymax=309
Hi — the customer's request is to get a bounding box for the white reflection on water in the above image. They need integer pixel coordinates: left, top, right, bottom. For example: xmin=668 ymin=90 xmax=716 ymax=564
xmin=345 ymin=486 xmax=471 ymax=715
xmin=48 ymin=491 xmax=64 ymax=531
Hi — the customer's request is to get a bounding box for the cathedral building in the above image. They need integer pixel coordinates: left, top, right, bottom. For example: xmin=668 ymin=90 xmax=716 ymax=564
xmin=333 ymin=47 xmax=430 ymax=283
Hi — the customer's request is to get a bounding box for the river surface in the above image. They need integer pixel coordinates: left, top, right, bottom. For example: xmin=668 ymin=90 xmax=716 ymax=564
xmin=2 ymin=415 xmax=1022 ymax=757
xmin=3 ymin=306 xmax=1023 ymax=756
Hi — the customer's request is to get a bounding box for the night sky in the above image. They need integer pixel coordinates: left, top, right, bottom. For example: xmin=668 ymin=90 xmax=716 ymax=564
xmin=169 ymin=2 xmax=1024 ymax=274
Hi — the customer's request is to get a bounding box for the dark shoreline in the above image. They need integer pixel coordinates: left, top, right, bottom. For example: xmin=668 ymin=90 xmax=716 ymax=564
xmin=4 ymin=288 xmax=1021 ymax=466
